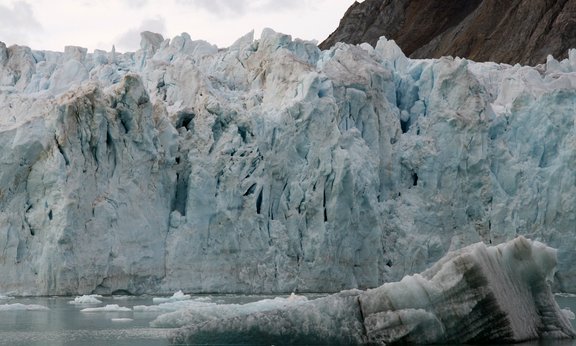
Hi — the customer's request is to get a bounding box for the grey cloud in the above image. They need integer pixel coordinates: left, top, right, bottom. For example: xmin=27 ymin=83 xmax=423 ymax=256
xmin=0 ymin=1 xmax=42 ymax=46
xmin=115 ymin=17 xmax=166 ymax=52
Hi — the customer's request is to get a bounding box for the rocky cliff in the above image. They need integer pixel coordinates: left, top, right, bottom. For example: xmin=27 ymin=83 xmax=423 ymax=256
xmin=320 ymin=0 xmax=576 ymax=65
xmin=1 ymin=31 xmax=576 ymax=295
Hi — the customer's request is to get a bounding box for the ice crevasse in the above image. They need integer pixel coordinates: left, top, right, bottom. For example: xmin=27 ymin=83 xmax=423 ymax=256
xmin=0 ymin=29 xmax=576 ymax=295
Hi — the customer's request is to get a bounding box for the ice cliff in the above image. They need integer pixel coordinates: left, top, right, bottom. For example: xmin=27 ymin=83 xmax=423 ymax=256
xmin=0 ymin=30 xmax=576 ymax=295
xmin=170 ymin=237 xmax=576 ymax=344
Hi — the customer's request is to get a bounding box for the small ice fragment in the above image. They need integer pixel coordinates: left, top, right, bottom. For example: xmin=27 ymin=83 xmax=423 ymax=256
xmin=0 ymin=303 xmax=49 ymax=311
xmin=81 ymin=304 xmax=131 ymax=312
xmin=152 ymin=290 xmax=191 ymax=303
xmin=193 ymin=296 xmax=212 ymax=302
xmin=69 ymin=294 xmax=102 ymax=305
xmin=111 ymin=318 xmax=134 ymax=322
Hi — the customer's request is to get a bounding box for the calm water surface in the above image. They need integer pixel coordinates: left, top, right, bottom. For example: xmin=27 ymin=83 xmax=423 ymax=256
xmin=0 ymin=294 xmax=575 ymax=345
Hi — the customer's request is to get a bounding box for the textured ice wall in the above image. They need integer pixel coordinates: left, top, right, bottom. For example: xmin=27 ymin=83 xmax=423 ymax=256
xmin=171 ymin=237 xmax=576 ymax=344
xmin=0 ymin=31 xmax=575 ymax=295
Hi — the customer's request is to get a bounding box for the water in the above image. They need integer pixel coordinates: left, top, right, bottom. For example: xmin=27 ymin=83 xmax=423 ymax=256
xmin=0 ymin=294 xmax=575 ymax=345
xmin=0 ymin=295 xmax=175 ymax=346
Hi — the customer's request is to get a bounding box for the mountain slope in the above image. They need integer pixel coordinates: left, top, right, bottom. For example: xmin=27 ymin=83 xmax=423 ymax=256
xmin=320 ymin=0 xmax=576 ymax=65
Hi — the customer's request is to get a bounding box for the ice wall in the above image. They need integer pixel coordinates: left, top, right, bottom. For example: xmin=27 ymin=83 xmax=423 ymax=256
xmin=170 ymin=237 xmax=576 ymax=344
xmin=0 ymin=31 xmax=575 ymax=295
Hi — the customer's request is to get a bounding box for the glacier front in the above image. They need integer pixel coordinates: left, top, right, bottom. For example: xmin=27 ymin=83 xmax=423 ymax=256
xmin=0 ymin=30 xmax=576 ymax=295
xmin=170 ymin=237 xmax=576 ymax=344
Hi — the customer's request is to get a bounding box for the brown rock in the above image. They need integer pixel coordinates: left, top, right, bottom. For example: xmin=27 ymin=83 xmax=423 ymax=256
xmin=320 ymin=0 xmax=576 ymax=65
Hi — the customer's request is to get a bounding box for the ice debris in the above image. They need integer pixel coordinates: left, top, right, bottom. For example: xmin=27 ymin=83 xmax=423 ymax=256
xmin=81 ymin=304 xmax=131 ymax=312
xmin=69 ymin=294 xmax=103 ymax=304
xmin=152 ymin=290 xmax=191 ymax=304
xmin=111 ymin=318 xmax=134 ymax=322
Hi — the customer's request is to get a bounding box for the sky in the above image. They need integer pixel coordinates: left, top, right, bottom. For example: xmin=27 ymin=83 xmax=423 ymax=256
xmin=0 ymin=0 xmax=360 ymax=52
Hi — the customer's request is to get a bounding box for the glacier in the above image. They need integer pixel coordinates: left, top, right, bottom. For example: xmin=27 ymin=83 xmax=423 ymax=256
xmin=170 ymin=237 xmax=576 ymax=344
xmin=0 ymin=30 xmax=576 ymax=295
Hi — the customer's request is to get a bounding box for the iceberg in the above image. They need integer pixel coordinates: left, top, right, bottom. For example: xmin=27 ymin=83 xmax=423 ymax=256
xmin=171 ymin=237 xmax=575 ymax=344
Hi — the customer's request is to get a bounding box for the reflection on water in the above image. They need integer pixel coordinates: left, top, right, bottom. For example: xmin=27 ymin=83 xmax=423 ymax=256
xmin=0 ymin=294 xmax=575 ymax=345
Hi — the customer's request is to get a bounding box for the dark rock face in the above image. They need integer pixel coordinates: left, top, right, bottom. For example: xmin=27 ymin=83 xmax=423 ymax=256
xmin=320 ymin=0 xmax=576 ymax=65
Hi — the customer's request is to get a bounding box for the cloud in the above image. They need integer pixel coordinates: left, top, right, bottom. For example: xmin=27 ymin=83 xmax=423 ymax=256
xmin=0 ymin=1 xmax=42 ymax=46
xmin=176 ymin=0 xmax=306 ymax=16
xmin=123 ymin=0 xmax=148 ymax=8
xmin=115 ymin=17 xmax=166 ymax=51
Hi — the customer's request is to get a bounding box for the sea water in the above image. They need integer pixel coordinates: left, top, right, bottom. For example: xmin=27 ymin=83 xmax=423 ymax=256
xmin=0 ymin=294 xmax=575 ymax=345
xmin=0 ymin=295 xmax=175 ymax=346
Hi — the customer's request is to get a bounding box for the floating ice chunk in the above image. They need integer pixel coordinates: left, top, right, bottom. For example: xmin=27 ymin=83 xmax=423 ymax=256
xmin=111 ymin=318 xmax=134 ymax=322
xmin=152 ymin=294 xmax=308 ymax=328
xmin=171 ymin=237 xmax=575 ymax=344
xmin=0 ymin=303 xmax=49 ymax=311
xmin=0 ymin=294 xmax=13 ymax=300
xmin=69 ymin=294 xmax=103 ymax=305
xmin=152 ymin=290 xmax=191 ymax=304
xmin=192 ymin=296 xmax=212 ymax=302
xmin=112 ymin=295 xmax=141 ymax=300
xmin=81 ymin=304 xmax=131 ymax=312
xmin=135 ymin=300 xmax=214 ymax=313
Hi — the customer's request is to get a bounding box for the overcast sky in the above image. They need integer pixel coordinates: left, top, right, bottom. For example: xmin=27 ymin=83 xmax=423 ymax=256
xmin=0 ymin=0 xmax=359 ymax=52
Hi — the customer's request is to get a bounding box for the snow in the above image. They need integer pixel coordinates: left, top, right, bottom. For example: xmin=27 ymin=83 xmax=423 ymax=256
xmin=81 ymin=304 xmax=131 ymax=312
xmin=171 ymin=237 xmax=576 ymax=344
xmin=0 ymin=303 xmax=49 ymax=311
xmin=1 ymin=30 xmax=576 ymax=296
xmin=68 ymin=294 xmax=103 ymax=305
